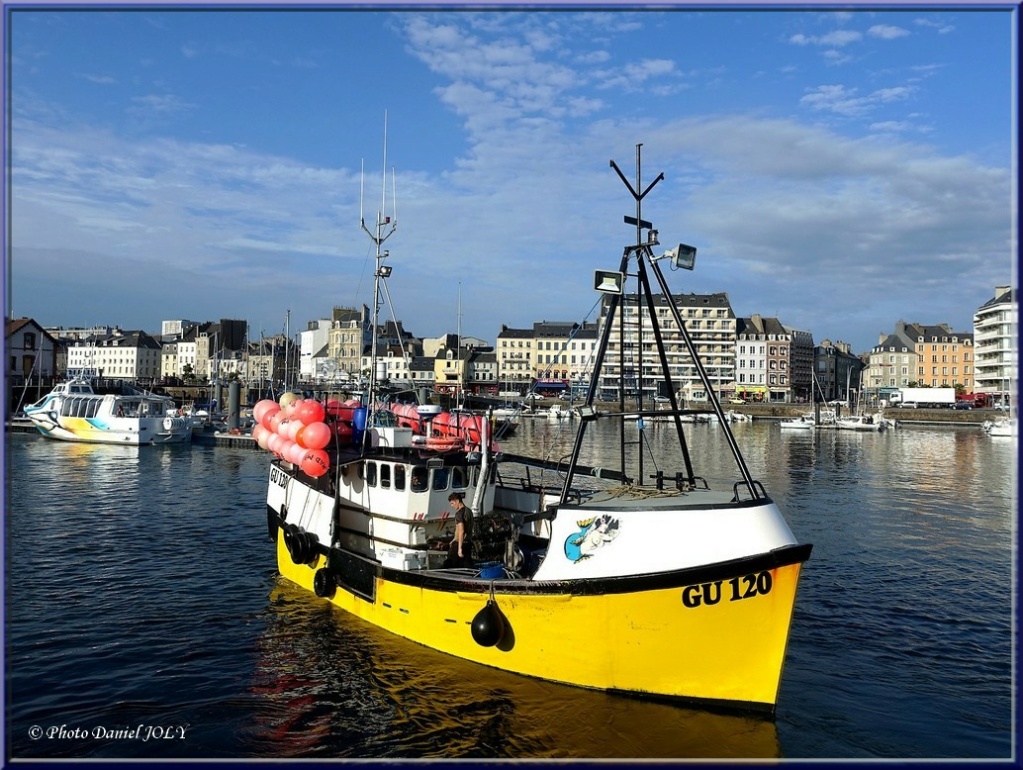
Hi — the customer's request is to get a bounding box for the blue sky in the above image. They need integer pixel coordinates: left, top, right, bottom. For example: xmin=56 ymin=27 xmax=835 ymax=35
xmin=6 ymin=5 xmax=1017 ymax=354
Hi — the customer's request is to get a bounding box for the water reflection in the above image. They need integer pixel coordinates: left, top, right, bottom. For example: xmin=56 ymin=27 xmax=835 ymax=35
xmin=244 ymin=581 xmax=780 ymax=759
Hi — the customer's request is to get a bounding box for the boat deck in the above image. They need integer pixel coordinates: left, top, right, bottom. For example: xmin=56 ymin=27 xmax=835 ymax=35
xmin=569 ymin=486 xmax=748 ymax=509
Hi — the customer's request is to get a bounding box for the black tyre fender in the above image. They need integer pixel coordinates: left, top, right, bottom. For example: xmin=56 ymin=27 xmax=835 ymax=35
xmin=301 ymin=531 xmax=320 ymax=565
xmin=313 ymin=568 xmax=337 ymax=599
xmin=284 ymin=524 xmax=306 ymax=564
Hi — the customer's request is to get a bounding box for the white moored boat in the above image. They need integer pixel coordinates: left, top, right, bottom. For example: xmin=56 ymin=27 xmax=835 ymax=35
xmin=257 ymin=144 xmax=812 ymax=715
xmin=23 ymin=379 xmax=191 ymax=445
xmin=779 ymin=415 xmax=815 ymax=430
xmin=984 ymin=418 xmax=1017 ymax=438
xmin=836 ymin=414 xmax=886 ymax=432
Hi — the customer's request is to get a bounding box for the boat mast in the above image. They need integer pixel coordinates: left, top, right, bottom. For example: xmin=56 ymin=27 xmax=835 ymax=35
xmin=456 ymin=280 xmax=462 ymax=406
xmin=284 ymin=311 xmax=290 ymax=392
xmin=360 ymin=112 xmax=397 ymax=430
xmin=560 ymin=144 xmax=761 ymax=501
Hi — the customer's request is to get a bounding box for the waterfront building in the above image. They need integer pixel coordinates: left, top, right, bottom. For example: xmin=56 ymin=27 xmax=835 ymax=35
xmin=866 ymin=322 xmax=924 ymax=402
xmin=167 ymin=329 xmax=197 ymax=382
xmin=531 ymin=320 xmax=598 ymax=393
xmin=247 ymin=336 xmax=288 ymax=393
xmin=597 ymin=292 xmax=736 ymax=402
xmin=469 ymin=349 xmax=499 ymax=394
xmin=909 ymin=323 xmax=974 ymax=391
xmin=786 ymin=325 xmax=816 ymax=403
xmin=300 ymin=319 xmax=333 ymax=383
xmin=361 ymin=328 xmax=422 ymax=386
xmin=496 ymin=325 xmax=534 ymax=388
xmin=194 ymin=320 xmax=247 ymax=385
xmin=813 ymin=339 xmax=863 ymax=404
xmin=409 ymin=356 xmax=436 ymax=390
xmin=734 ymin=315 xmax=813 ymax=403
xmin=430 ymin=339 xmax=498 ymax=395
xmin=865 ymin=320 xmax=972 ymax=403
xmin=973 ymin=285 xmax=1018 ymax=405
xmin=494 ymin=322 xmax=597 ymax=393
xmin=65 ymin=329 xmax=163 ymax=384
xmin=328 ymin=306 xmax=371 ymax=382
xmin=7 ymin=318 xmax=60 ymax=383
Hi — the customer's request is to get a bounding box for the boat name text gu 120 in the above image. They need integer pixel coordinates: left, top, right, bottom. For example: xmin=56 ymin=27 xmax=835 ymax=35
xmin=681 ymin=571 xmax=773 ymax=608
xmin=270 ymin=466 xmax=291 ymax=489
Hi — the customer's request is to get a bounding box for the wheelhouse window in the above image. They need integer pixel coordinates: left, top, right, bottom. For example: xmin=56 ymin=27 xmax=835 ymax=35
xmin=451 ymin=466 xmax=468 ymax=490
xmin=432 ymin=467 xmax=450 ymax=491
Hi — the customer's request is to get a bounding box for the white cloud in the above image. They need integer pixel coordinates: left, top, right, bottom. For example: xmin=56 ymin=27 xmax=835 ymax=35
xmin=789 ymin=29 xmax=862 ymax=47
xmin=78 ymin=73 xmax=116 ymax=85
xmin=914 ymin=17 xmax=955 ymax=35
xmin=868 ymin=24 xmax=911 ymax=40
xmin=800 ymin=84 xmax=913 ymax=116
xmin=129 ymin=94 xmax=195 ymax=115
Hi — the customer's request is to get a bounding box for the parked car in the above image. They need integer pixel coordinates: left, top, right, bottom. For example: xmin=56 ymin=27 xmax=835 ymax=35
xmin=653 ymin=395 xmax=670 ymax=403
xmin=728 ymin=397 xmax=746 ymax=404
xmin=952 ymin=401 xmax=973 ymax=410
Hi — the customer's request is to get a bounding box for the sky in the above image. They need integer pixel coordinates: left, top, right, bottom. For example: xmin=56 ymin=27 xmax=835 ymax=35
xmin=5 ymin=4 xmax=1017 ymax=355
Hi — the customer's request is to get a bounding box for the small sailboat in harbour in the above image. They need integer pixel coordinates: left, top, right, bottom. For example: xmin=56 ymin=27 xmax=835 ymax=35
xmin=257 ymin=143 xmax=812 ymax=715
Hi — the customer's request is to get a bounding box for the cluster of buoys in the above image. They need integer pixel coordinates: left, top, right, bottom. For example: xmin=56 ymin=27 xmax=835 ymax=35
xmin=389 ymin=404 xmax=498 ymax=452
xmin=251 ymin=393 xmax=360 ymax=478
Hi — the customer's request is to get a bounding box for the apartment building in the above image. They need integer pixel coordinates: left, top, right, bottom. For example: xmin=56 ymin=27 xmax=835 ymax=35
xmin=496 ymin=325 xmax=534 ymax=387
xmin=328 ymin=305 xmax=371 ymax=380
xmin=865 ymin=320 xmax=973 ymax=402
xmin=910 ymin=323 xmax=974 ymax=390
xmin=813 ymin=339 xmax=863 ymax=403
xmin=301 ymin=319 xmax=333 ymax=382
xmin=65 ymin=329 xmax=164 ymax=383
xmin=734 ymin=314 xmax=814 ymax=403
xmin=597 ymin=292 xmax=737 ymax=401
xmin=973 ymin=285 xmax=1017 ymax=404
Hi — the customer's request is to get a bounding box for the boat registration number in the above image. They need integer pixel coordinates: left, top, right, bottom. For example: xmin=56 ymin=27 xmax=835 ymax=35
xmin=270 ymin=466 xmax=291 ymax=489
xmin=681 ymin=571 xmax=773 ymax=608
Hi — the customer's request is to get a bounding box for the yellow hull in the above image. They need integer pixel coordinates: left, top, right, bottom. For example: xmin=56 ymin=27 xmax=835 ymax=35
xmin=275 ymin=535 xmax=806 ymax=713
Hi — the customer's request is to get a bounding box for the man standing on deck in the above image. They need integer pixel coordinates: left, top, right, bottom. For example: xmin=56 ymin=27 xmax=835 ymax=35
xmin=447 ymin=492 xmax=473 ymax=567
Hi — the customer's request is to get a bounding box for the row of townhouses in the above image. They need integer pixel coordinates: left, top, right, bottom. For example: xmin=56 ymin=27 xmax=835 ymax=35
xmin=6 ymin=285 xmax=1017 ymax=407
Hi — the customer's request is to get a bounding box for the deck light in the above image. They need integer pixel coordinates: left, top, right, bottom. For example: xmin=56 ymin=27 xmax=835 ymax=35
xmin=594 ymin=270 xmax=625 ymax=294
xmin=663 ymin=244 xmax=697 ymax=270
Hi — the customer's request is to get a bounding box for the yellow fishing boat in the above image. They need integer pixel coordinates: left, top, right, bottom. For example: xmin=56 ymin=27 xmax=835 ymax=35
xmin=259 ymin=144 xmax=811 ymax=715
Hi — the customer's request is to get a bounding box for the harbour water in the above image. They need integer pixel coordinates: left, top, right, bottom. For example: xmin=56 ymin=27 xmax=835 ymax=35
xmin=4 ymin=420 xmax=1016 ymax=760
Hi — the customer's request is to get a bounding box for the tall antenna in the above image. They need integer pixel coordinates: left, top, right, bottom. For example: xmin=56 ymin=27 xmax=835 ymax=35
xmin=359 ymin=112 xmax=398 ymax=432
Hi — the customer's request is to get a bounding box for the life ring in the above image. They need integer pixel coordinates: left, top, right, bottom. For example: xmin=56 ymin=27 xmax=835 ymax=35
xmin=414 ymin=436 xmax=465 ymax=452
xmin=163 ymin=417 xmax=174 ymax=431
